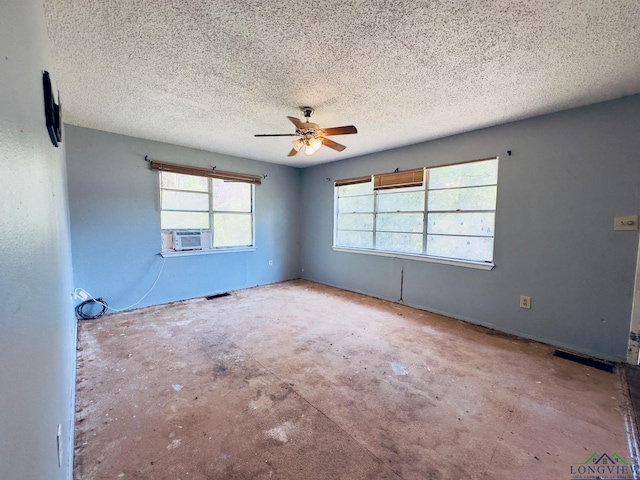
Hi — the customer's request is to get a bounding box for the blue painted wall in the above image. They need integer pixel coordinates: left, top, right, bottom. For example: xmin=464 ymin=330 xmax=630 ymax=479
xmin=0 ymin=1 xmax=77 ymax=478
xmin=300 ymin=95 xmax=640 ymax=362
xmin=66 ymin=97 xmax=640 ymax=361
xmin=65 ymin=126 xmax=300 ymax=310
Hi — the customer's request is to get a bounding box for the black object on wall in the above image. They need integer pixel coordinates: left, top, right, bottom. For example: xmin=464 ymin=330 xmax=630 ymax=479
xmin=43 ymin=71 xmax=62 ymax=147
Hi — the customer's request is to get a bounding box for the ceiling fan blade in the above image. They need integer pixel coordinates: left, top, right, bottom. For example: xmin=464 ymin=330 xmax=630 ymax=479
xmin=321 ymin=137 xmax=347 ymax=152
xmin=287 ymin=116 xmax=305 ymax=129
xmin=255 ymin=133 xmax=298 ymax=137
xmin=320 ymin=125 xmax=357 ymax=136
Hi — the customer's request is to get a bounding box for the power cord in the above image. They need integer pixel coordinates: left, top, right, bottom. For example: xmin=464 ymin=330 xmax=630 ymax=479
xmin=74 ymin=255 xmax=166 ymax=319
xmin=76 ymin=298 xmax=107 ymax=320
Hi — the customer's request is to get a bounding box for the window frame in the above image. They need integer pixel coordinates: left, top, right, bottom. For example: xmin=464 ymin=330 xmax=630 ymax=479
xmin=333 ymin=158 xmax=498 ymax=270
xmin=160 ymin=172 xmax=256 ymax=256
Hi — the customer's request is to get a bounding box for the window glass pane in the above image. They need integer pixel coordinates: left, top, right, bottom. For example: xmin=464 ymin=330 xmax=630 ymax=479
xmin=376 ymin=213 xmax=423 ymax=233
xmin=376 ymin=232 xmax=423 ymax=254
xmin=338 ymin=182 xmax=373 ymax=197
xmin=337 ymin=213 xmax=374 ymax=231
xmin=377 ymin=185 xmax=424 ymax=194
xmin=428 ymin=185 xmax=497 ymax=211
xmin=377 ymin=190 xmax=425 ymax=212
xmin=429 ymin=159 xmax=498 ymax=190
xmin=213 ymin=213 xmax=253 ymax=247
xmin=338 ymin=194 xmax=374 ymax=213
xmin=427 ymin=212 xmax=495 ymax=237
xmin=161 ymin=211 xmax=209 ymax=230
xmin=333 ymin=160 xmax=498 ymax=263
xmin=161 ymin=190 xmax=209 ymax=211
xmin=427 ymin=235 xmax=494 ymax=262
xmin=211 ymin=179 xmax=252 ymax=212
xmin=161 ymin=172 xmax=208 ymax=192
xmin=336 ymin=230 xmax=373 ymax=249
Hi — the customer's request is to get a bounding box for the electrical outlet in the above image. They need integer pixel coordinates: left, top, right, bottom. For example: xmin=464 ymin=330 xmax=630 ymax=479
xmin=268 ymin=260 xmax=273 ymax=266
xmin=520 ymin=296 xmax=531 ymax=309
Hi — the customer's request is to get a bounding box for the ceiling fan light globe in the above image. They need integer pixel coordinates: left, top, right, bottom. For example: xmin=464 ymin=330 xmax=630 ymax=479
xmin=304 ymin=145 xmax=316 ymax=156
xmin=310 ymin=138 xmax=322 ymax=151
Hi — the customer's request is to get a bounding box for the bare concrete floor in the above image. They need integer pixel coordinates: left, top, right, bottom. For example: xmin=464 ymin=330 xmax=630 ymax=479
xmin=74 ymin=280 xmax=636 ymax=479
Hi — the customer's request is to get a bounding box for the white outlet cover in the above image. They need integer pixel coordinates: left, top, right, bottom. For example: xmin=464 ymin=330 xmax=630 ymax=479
xmin=614 ymin=215 xmax=638 ymax=231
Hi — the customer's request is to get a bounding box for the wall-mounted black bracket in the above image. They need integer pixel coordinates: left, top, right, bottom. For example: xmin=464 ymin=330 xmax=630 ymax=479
xmin=43 ymin=71 xmax=62 ymax=147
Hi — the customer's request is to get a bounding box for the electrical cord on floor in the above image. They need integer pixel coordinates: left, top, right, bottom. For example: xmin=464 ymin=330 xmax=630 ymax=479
xmin=76 ymin=298 xmax=108 ymax=320
xmin=74 ymin=255 xmax=166 ymax=319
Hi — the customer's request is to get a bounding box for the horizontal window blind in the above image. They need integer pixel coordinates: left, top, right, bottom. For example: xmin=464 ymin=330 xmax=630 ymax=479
xmin=150 ymin=159 xmax=262 ymax=185
xmin=373 ymin=168 xmax=424 ymax=190
xmin=334 ymin=175 xmax=372 ymax=187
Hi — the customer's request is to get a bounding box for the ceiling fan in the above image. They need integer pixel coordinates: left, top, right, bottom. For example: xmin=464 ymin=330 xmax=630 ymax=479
xmin=255 ymin=107 xmax=357 ymax=157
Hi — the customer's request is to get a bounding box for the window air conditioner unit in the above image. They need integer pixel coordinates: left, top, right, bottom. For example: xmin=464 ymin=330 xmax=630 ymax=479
xmin=174 ymin=231 xmax=203 ymax=251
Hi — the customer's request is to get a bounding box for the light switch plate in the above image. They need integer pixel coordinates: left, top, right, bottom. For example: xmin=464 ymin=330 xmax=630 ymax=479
xmin=614 ymin=215 xmax=638 ymax=231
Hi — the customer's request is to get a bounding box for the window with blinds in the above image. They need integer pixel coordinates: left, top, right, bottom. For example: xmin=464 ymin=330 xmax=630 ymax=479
xmin=334 ymin=158 xmax=499 ymax=264
xmin=151 ymin=160 xmax=259 ymax=253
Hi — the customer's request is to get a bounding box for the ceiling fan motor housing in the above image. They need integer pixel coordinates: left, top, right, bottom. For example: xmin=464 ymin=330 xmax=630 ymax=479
xmin=297 ymin=123 xmax=320 ymax=134
xmin=299 ymin=108 xmax=320 ymax=139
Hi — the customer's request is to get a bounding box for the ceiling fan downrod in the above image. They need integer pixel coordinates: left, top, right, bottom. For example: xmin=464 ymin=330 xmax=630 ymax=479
xmin=301 ymin=107 xmax=314 ymax=120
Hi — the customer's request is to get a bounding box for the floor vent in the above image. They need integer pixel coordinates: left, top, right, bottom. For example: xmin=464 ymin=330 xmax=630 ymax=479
xmin=553 ymin=349 xmax=615 ymax=373
xmin=205 ymin=292 xmax=231 ymax=300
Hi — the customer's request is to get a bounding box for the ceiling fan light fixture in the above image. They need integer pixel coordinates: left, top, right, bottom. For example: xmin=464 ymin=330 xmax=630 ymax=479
xmin=255 ymin=107 xmax=357 ymax=157
xmin=303 ymin=136 xmax=322 ymax=156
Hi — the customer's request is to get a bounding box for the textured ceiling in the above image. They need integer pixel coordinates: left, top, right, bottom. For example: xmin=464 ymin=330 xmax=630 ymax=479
xmin=43 ymin=0 xmax=640 ymax=167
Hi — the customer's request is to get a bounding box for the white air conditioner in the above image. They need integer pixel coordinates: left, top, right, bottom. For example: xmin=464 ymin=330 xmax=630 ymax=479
xmin=174 ymin=231 xmax=203 ymax=251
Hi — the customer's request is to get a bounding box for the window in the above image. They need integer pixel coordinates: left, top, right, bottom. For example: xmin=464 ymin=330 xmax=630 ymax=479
xmin=160 ymin=171 xmax=255 ymax=253
xmin=334 ymin=158 xmax=499 ymax=265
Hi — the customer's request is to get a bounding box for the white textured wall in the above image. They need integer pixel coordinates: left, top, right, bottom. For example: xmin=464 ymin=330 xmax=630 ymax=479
xmin=0 ymin=1 xmax=76 ymax=479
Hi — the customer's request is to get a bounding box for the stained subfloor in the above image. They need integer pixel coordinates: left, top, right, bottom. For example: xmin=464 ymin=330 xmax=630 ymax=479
xmin=74 ymin=280 xmax=637 ymax=479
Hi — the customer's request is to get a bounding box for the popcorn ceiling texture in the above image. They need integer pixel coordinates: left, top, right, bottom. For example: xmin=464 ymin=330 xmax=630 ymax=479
xmin=43 ymin=0 xmax=640 ymax=167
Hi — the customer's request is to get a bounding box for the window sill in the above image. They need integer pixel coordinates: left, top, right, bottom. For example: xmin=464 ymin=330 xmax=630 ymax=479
xmin=161 ymin=247 xmax=256 ymax=258
xmin=332 ymin=247 xmax=495 ymax=270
